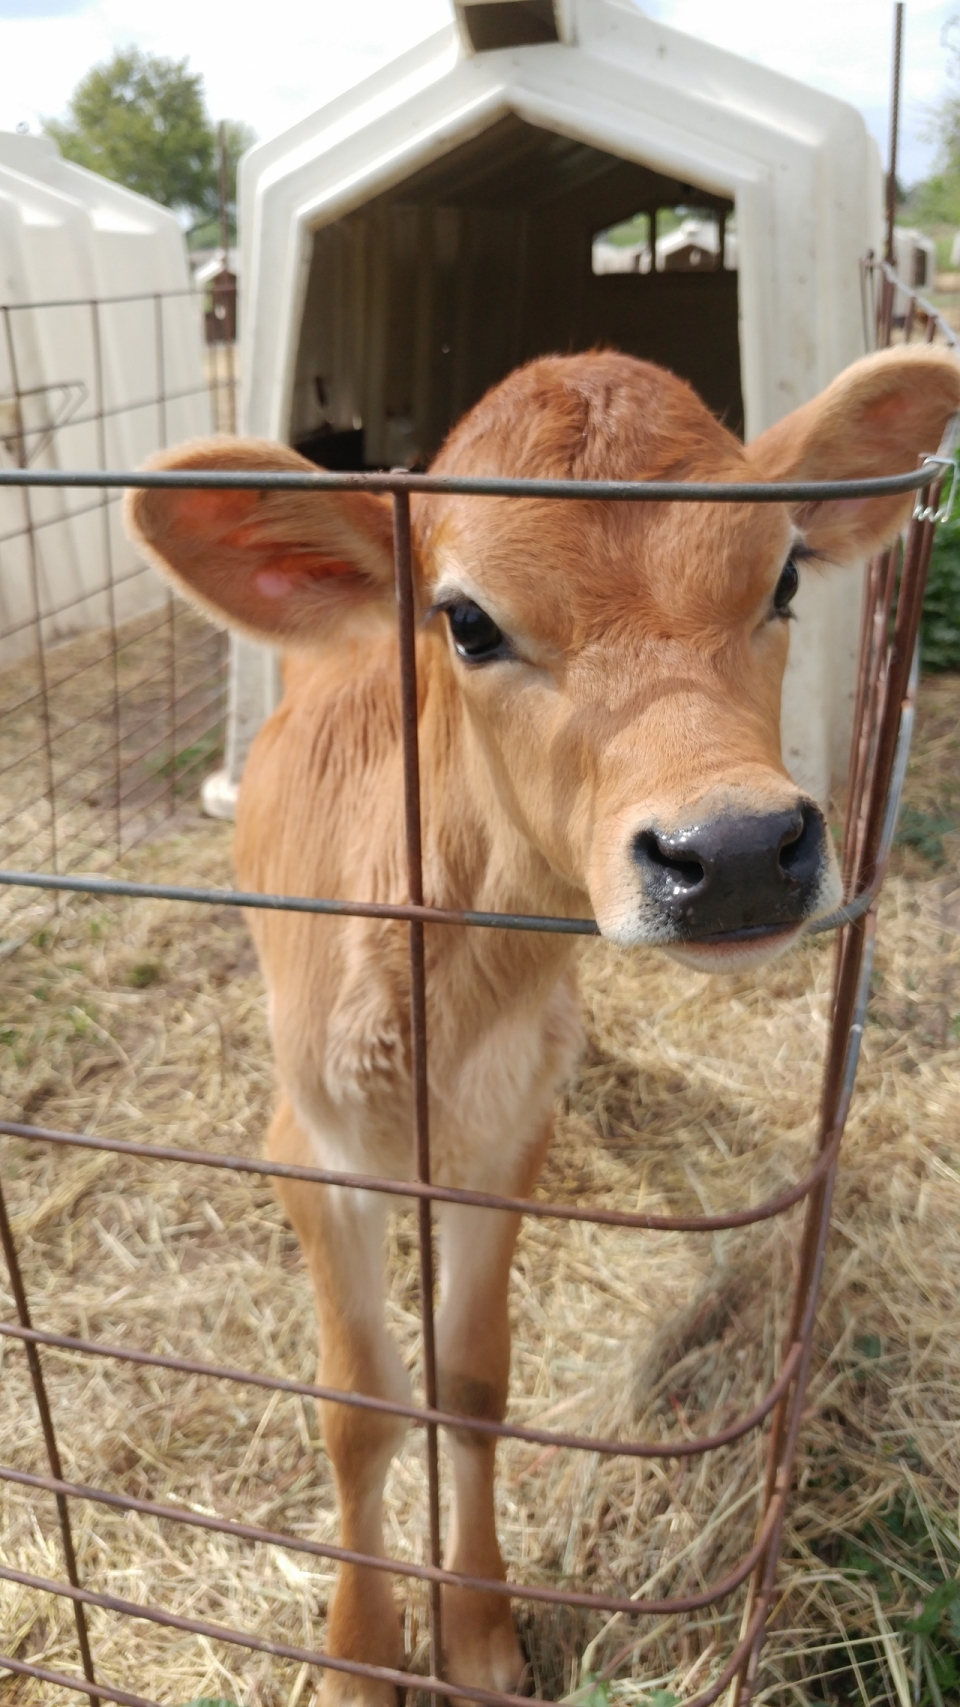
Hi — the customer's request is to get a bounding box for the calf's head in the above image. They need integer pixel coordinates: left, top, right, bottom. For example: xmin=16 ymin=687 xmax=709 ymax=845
xmin=126 ymin=348 xmax=960 ymax=970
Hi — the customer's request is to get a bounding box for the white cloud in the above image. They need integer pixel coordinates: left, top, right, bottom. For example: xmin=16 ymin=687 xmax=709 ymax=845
xmin=0 ymin=0 xmax=956 ymax=185
xmin=0 ymin=0 xmax=454 ymax=140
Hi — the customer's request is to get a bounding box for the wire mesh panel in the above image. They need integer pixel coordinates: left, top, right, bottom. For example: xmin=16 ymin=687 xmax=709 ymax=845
xmin=0 ymin=267 xmax=956 ymax=1707
xmin=0 ymin=288 xmax=233 ymax=950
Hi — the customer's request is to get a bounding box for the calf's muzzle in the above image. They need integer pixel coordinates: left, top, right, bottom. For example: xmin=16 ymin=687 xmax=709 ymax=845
xmin=633 ymin=801 xmax=827 ymax=941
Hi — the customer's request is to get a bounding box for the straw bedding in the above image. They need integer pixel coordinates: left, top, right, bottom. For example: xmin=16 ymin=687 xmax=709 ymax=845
xmin=0 ymin=670 xmax=958 ymax=1707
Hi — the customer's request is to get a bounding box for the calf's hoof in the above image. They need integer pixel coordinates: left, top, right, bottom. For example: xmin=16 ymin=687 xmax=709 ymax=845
xmin=317 ymin=1571 xmax=404 ymax=1707
xmin=442 ymin=1587 xmax=525 ymax=1699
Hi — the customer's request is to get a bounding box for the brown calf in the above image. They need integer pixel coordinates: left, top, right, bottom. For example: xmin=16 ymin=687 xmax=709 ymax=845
xmin=127 ymin=347 xmax=959 ymax=1702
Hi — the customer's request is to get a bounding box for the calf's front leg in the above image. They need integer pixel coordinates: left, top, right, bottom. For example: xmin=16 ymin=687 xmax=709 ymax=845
xmin=268 ymin=1099 xmax=410 ymax=1707
xmin=435 ymin=1147 xmax=548 ymax=1694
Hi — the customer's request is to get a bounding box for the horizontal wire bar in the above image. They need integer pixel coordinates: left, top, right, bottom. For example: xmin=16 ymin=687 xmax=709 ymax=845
xmin=112 ymin=685 xmax=228 ymax=774
xmin=0 ymin=668 xmax=222 ymax=833
xmin=0 ymin=1497 xmax=776 ymax=1637
xmin=0 ymin=1119 xmax=843 ymax=1233
xmin=0 ymin=1656 xmax=159 ymax=1707
xmin=0 ymin=861 xmax=879 ymax=949
xmin=0 ymin=865 xmax=599 ymax=934
xmin=0 ymin=685 xmax=222 ymax=832
xmin=0 ymin=488 xmax=123 ymax=552
xmin=0 ymin=1460 xmax=779 ymax=1614
xmin=0 ymin=555 xmax=144 ymax=636
xmin=0 ymin=1596 xmax=768 ymax=1707
xmin=1 ymin=287 xmax=203 ymax=312
xmin=0 ymin=606 xmax=183 ymax=727
xmin=0 ymin=1322 xmax=802 ymax=1463
xmin=113 ymin=756 xmax=225 ymax=830
xmin=0 ymin=466 xmax=936 ymax=500
xmin=9 ymin=382 xmax=212 ymax=441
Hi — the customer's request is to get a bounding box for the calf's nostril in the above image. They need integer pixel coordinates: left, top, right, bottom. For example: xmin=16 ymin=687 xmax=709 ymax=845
xmin=777 ymin=803 xmax=823 ymax=885
xmin=634 ymin=830 xmax=705 ymax=893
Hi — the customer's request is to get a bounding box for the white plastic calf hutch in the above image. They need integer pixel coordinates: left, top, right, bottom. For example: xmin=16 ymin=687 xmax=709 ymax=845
xmin=207 ymin=0 xmax=882 ymax=819
xmin=0 ymin=131 xmax=210 ymax=666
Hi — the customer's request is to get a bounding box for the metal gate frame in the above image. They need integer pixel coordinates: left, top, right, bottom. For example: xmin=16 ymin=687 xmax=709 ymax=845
xmin=0 ymin=275 xmax=956 ymax=1706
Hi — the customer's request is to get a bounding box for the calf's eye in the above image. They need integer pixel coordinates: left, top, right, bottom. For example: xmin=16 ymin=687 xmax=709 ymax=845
xmin=773 ymin=557 xmax=799 ymax=617
xmin=446 ymin=599 xmax=507 ymax=662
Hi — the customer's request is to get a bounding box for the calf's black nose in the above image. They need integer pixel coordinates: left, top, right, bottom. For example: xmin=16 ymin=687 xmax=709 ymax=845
xmin=633 ymin=802 xmax=826 ymax=939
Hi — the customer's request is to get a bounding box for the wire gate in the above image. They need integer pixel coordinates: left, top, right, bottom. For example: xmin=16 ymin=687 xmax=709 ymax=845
xmin=0 ymin=260 xmax=957 ymax=1704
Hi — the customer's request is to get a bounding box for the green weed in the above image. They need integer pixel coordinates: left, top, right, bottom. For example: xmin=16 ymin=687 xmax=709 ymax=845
xmin=129 ymin=961 xmax=162 ymax=988
xmin=812 ymin=1479 xmax=960 ymax=1705
xmin=895 ymin=805 xmax=956 ymax=864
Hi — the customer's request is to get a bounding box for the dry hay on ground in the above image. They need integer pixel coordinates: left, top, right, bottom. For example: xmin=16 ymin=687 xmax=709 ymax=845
xmin=0 ymin=603 xmax=226 ymax=949
xmin=1 ymin=677 xmax=959 ymax=1707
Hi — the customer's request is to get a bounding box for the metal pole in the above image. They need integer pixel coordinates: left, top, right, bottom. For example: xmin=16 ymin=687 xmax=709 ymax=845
xmin=885 ymin=3 xmax=904 ymax=265
xmin=218 ymin=121 xmax=230 ymax=270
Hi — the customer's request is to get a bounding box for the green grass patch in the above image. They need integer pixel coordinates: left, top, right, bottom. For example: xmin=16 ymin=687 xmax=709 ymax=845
xmin=894 ymin=805 xmax=957 ymax=864
xmin=923 ymin=479 xmax=960 ymax=671
xmin=812 ymin=1477 xmax=960 ymax=1705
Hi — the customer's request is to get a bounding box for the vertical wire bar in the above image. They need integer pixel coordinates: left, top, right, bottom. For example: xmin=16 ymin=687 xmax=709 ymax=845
xmin=392 ymin=488 xmax=443 ymax=1681
xmin=0 ymin=1176 xmax=99 ymax=1704
xmin=878 ymin=271 xmax=895 ymax=349
xmin=841 ymin=550 xmax=884 ymax=895
xmin=736 ymin=486 xmax=941 ymax=1705
xmin=2 ymin=307 xmax=59 ymax=897
xmin=155 ymin=295 xmax=177 ymax=816
xmin=884 ymin=3 xmax=904 ymax=266
xmin=90 ymin=302 xmax=123 ymax=858
xmin=849 ymin=543 xmax=901 ymax=880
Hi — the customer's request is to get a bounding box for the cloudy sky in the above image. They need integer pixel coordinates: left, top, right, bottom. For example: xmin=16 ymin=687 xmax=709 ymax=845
xmin=0 ymin=0 xmax=957 ymax=186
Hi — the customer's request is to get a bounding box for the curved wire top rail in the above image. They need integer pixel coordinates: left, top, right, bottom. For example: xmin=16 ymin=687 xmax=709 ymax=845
xmin=0 ymin=463 xmax=940 ymax=500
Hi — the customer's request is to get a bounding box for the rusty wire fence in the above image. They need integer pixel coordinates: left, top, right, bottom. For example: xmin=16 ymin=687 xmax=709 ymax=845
xmin=0 ymin=266 xmax=956 ymax=1707
xmin=0 ymin=284 xmax=236 ymax=953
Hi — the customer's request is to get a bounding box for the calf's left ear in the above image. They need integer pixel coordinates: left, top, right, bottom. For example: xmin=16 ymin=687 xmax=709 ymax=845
xmin=125 ymin=438 xmax=397 ymax=646
xmin=746 ymin=347 xmax=960 ymax=562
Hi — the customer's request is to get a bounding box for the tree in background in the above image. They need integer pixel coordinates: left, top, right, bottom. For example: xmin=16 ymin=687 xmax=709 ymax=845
xmin=43 ymin=49 xmax=255 ymax=241
xmin=908 ymin=16 xmax=960 ymax=226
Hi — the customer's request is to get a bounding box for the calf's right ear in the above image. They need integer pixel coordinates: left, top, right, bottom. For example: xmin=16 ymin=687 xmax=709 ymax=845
xmin=125 ymin=439 xmax=396 ymax=644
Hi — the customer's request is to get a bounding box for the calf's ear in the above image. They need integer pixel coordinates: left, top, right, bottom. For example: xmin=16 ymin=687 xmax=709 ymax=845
xmin=125 ymin=438 xmax=396 ymax=644
xmin=746 ymin=347 xmax=960 ymax=562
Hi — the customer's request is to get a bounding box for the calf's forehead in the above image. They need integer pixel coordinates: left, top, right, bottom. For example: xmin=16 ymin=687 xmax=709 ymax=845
xmin=421 ymin=493 xmax=794 ymax=646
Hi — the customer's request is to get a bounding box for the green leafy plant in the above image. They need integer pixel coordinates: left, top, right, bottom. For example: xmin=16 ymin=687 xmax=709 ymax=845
xmin=561 ymin=1676 xmax=612 ymax=1707
xmin=922 ymin=519 xmax=960 ymax=672
xmin=43 ymin=48 xmax=254 ymax=232
xmin=179 ymin=1698 xmax=242 ymax=1706
xmin=811 ymin=1479 xmax=960 ymax=1707
xmin=562 ymin=1676 xmax=680 ymax=1707
xmin=905 ymin=1580 xmax=960 ymax=1705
